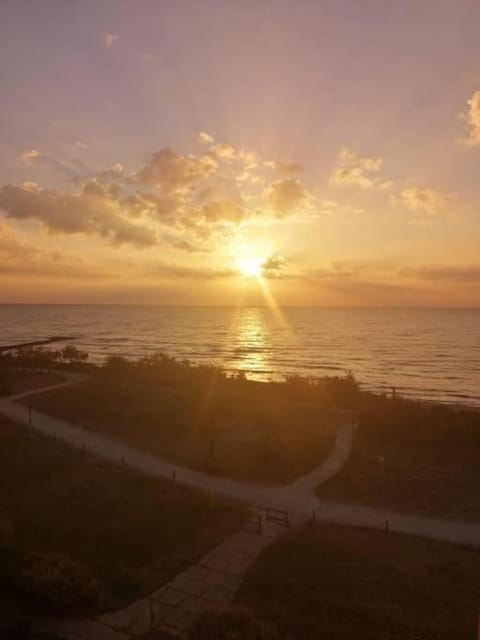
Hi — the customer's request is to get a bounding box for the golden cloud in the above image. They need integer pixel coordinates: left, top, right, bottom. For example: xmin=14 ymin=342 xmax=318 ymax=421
xmin=460 ymin=90 xmax=480 ymax=146
xmin=395 ymin=187 xmax=452 ymax=216
xmin=329 ymin=147 xmax=392 ymax=189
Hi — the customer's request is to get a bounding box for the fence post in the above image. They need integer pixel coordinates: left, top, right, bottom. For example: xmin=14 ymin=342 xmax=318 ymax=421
xmin=209 ymin=489 xmax=216 ymax=509
xmin=28 ymin=397 xmax=32 ymax=430
xmin=385 ymin=520 xmax=389 ymax=534
xmin=172 ymin=470 xmax=176 ymax=483
xmin=149 ymin=599 xmax=154 ymax=631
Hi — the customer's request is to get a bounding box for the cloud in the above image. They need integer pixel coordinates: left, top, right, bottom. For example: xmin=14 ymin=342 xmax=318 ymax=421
xmin=0 ymin=221 xmax=99 ymax=278
xmin=146 ymin=261 xmax=235 ymax=280
xmin=0 ymin=183 xmax=157 ymax=249
xmin=261 ymin=255 xmax=288 ymax=278
xmin=274 ymin=162 xmax=304 ymax=176
xmin=395 ymin=186 xmax=451 ymax=216
xmin=198 ymin=131 xmax=215 ymax=144
xmin=20 ymin=149 xmax=48 ymax=165
xmin=73 ymin=140 xmax=88 ymax=149
xmin=134 ymin=148 xmax=217 ymax=189
xmin=208 ymin=143 xmax=236 ymax=161
xmin=264 ymin=178 xmax=307 ymax=216
xmin=2 ymin=135 xmax=357 ymax=256
xmin=201 ymin=199 xmax=246 ymax=224
xmin=104 ymin=33 xmax=119 ymax=48
xmin=329 ymin=147 xmax=392 ymax=189
xmin=400 ymin=265 xmax=480 ymax=282
xmin=460 ymin=90 xmax=480 ymax=146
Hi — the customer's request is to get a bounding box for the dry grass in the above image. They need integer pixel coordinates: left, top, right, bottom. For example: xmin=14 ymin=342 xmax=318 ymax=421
xmin=0 ymin=368 xmax=63 ymax=396
xmin=317 ymin=433 xmax=480 ymax=521
xmin=0 ymin=415 xmax=244 ymax=619
xmin=236 ymin=523 xmax=480 ymax=639
xmin=25 ymin=379 xmax=336 ymax=485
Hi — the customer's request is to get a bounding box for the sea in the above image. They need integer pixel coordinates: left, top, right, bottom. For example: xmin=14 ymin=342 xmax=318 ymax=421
xmin=0 ymin=305 xmax=479 ymax=408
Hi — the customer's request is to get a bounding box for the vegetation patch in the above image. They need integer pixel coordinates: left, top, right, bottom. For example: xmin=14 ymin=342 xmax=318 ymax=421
xmin=19 ymin=352 xmax=337 ymax=485
xmin=317 ymin=392 xmax=480 ymax=520
xmin=234 ymin=524 xmax=480 ymax=639
xmin=0 ymin=415 xmax=244 ymax=620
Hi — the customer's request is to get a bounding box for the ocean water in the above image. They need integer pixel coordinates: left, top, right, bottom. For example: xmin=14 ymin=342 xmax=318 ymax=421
xmin=0 ymin=305 xmax=479 ymax=407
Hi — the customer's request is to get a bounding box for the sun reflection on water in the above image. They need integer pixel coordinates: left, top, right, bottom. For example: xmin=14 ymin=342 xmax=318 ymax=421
xmin=229 ymin=308 xmax=275 ymax=380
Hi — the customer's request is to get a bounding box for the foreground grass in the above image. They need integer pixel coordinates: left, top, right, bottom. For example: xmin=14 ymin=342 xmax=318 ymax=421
xmin=317 ymin=432 xmax=480 ymax=521
xmin=26 ymin=378 xmax=336 ymax=485
xmin=0 ymin=416 xmax=244 ymax=620
xmin=229 ymin=524 xmax=480 ymax=639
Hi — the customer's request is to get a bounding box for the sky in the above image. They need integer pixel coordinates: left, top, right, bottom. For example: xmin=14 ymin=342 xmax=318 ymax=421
xmin=1 ymin=0 xmax=480 ymax=306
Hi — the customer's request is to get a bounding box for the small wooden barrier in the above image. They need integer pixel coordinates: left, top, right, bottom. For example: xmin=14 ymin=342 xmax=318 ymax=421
xmin=265 ymin=507 xmax=290 ymax=528
xmin=246 ymin=510 xmax=263 ymax=535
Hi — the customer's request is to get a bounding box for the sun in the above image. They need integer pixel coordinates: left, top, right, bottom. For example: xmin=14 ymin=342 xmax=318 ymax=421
xmin=237 ymin=255 xmax=264 ymax=278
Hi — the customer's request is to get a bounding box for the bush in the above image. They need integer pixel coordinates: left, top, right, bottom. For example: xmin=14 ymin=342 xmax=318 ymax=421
xmin=17 ymin=553 xmax=102 ymax=608
xmin=0 ymin=603 xmax=31 ymax=639
xmin=188 ymin=606 xmax=276 ymax=640
xmin=0 ymin=370 xmax=10 ymax=396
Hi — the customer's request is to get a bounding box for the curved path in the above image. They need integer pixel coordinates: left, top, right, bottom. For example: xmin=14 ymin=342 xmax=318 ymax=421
xmin=1 ymin=376 xmax=480 ymax=546
xmin=0 ymin=378 xmax=354 ymax=518
xmin=2 ymin=375 xmax=480 ymax=638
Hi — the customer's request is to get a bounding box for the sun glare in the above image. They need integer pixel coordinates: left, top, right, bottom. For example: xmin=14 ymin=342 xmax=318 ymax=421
xmin=237 ymin=256 xmax=264 ymax=278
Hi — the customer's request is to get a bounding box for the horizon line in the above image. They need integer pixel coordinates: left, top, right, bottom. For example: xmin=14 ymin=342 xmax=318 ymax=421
xmin=0 ymin=303 xmax=479 ymax=311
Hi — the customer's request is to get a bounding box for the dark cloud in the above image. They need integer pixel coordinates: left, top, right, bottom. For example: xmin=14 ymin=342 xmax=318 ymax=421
xmin=401 ymin=265 xmax=480 ymax=282
xmin=146 ymin=261 xmax=235 ymax=280
xmin=261 ymin=255 xmax=288 ymax=277
xmin=265 ymin=178 xmax=307 ymax=216
xmin=0 ymin=183 xmax=157 ymax=248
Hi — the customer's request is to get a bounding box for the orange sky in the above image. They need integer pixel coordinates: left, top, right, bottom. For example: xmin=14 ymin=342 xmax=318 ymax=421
xmin=1 ymin=1 xmax=480 ymax=306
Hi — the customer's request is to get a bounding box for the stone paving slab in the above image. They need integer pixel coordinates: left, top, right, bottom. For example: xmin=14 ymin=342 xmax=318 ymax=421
xmin=34 ymin=618 xmax=129 ymax=640
xmin=98 ymin=598 xmax=152 ymax=633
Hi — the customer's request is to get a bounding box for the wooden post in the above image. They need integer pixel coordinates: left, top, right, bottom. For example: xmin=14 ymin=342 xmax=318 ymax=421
xmin=209 ymin=489 xmax=216 ymax=509
xmin=172 ymin=470 xmax=176 ymax=482
xmin=28 ymin=397 xmax=32 ymax=430
xmin=385 ymin=520 xmax=389 ymax=534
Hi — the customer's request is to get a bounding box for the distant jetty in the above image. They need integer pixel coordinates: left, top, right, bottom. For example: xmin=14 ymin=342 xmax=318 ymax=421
xmin=0 ymin=336 xmax=75 ymax=353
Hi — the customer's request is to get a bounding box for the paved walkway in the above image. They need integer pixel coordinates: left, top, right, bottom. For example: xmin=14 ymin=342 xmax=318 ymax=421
xmin=3 ymin=376 xmax=480 ymax=638
xmin=35 ymin=516 xmax=295 ymax=639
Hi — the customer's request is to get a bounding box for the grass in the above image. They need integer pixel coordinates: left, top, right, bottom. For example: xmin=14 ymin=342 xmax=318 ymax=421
xmin=0 ymin=367 xmax=63 ymax=396
xmin=231 ymin=523 xmax=480 ymax=640
xmin=0 ymin=414 xmax=244 ymax=620
xmin=317 ymin=431 xmax=480 ymax=521
xmin=25 ymin=377 xmax=337 ymax=485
